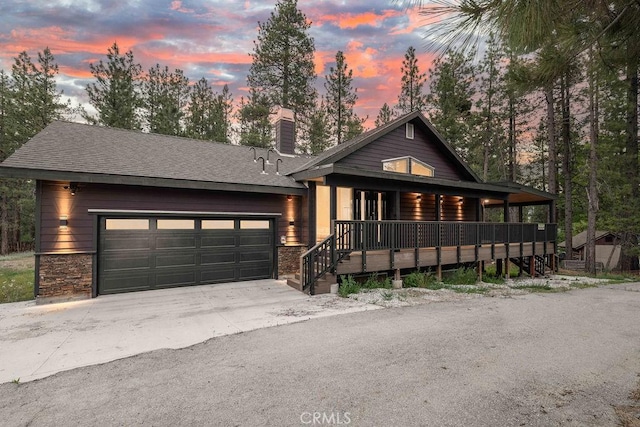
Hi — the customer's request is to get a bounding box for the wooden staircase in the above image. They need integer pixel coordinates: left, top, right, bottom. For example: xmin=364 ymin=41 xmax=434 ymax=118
xmin=287 ymin=272 xmax=336 ymax=295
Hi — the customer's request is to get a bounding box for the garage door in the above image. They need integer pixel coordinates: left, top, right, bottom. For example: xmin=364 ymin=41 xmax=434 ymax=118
xmin=98 ymin=217 xmax=274 ymax=294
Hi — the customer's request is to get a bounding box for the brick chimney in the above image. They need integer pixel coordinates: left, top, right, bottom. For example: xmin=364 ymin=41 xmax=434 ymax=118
xmin=274 ymin=107 xmax=295 ymax=155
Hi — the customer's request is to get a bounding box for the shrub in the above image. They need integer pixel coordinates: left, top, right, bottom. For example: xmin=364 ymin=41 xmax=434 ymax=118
xmin=338 ymin=275 xmax=361 ymax=297
xmin=362 ymin=273 xmax=392 ymax=290
xmin=403 ymin=270 xmax=441 ymax=289
xmin=443 ymin=267 xmax=478 ymax=285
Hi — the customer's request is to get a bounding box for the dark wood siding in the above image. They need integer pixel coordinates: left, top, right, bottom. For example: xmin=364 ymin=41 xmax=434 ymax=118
xmin=337 ymin=125 xmax=469 ymax=181
xmin=399 ymin=193 xmax=476 ymax=222
xmin=40 ymin=181 xmax=302 ymax=253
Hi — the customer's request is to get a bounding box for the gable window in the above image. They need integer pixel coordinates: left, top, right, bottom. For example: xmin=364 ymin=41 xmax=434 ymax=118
xmin=382 ymin=156 xmax=434 ymax=177
xmin=406 ymin=123 xmax=415 ymax=139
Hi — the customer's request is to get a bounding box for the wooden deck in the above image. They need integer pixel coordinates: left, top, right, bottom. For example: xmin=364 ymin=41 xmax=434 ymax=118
xmin=337 ymin=242 xmax=555 ymax=274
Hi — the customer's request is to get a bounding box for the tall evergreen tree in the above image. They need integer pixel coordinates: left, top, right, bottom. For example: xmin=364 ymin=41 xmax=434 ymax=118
xmin=246 ymin=0 xmax=317 ymax=148
xmin=237 ymin=90 xmax=272 ymax=148
xmin=185 ymin=78 xmax=233 ymax=143
xmin=396 ymin=46 xmax=428 ymax=114
xmin=85 ymin=42 xmax=143 ymax=129
xmin=375 ymin=103 xmax=393 ymax=127
xmin=304 ymin=102 xmax=331 ymax=154
xmin=1 ymin=49 xmax=71 ymax=254
xmin=143 ymin=64 xmax=189 ymax=136
xmin=474 ymin=35 xmax=505 ymax=181
xmin=426 ymin=49 xmax=476 ymax=161
xmin=324 ymin=51 xmax=361 ymax=145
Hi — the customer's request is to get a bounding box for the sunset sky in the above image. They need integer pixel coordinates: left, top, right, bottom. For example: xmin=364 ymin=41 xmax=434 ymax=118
xmin=0 ymin=0 xmax=443 ymax=126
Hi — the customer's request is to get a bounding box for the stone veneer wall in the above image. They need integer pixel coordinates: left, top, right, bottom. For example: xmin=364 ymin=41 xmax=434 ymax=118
xmin=38 ymin=253 xmax=93 ymax=301
xmin=277 ymin=245 xmax=307 ymax=278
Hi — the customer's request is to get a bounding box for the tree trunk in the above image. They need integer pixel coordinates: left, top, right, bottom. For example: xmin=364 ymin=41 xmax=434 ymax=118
xmin=585 ymin=49 xmax=599 ymax=275
xmin=622 ymin=43 xmax=640 ymax=271
xmin=561 ymin=74 xmax=573 ymax=261
xmin=545 ymin=85 xmax=557 ymax=194
xmin=0 ymin=189 xmax=8 ymax=255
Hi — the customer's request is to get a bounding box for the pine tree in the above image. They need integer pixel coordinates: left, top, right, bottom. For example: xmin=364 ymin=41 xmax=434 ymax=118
xmin=426 ymin=49 xmax=476 ymax=161
xmin=85 ymin=42 xmax=143 ymax=129
xmin=1 ymin=49 xmax=71 ymax=254
xmin=375 ymin=103 xmax=393 ymax=127
xmin=324 ymin=51 xmax=361 ymax=145
xmin=396 ymin=46 xmax=428 ymax=114
xmin=246 ymin=0 xmax=317 ymax=148
xmin=143 ymin=64 xmax=189 ymax=136
xmin=237 ymin=90 xmax=272 ymax=148
xmin=304 ymin=102 xmax=331 ymax=154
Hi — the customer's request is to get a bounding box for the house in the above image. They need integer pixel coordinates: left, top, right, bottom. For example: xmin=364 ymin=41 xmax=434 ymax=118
xmin=0 ymin=110 xmax=557 ymax=302
xmin=559 ymin=230 xmax=621 ymax=270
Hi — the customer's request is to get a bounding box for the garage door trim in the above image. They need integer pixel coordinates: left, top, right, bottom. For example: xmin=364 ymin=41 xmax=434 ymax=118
xmin=92 ymin=210 xmax=281 ymax=296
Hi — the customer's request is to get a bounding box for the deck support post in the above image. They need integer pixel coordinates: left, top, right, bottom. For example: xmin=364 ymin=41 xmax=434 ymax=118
xmin=496 ymin=258 xmax=503 ymax=276
xmin=504 ymin=258 xmax=510 ymax=279
xmin=529 ymin=256 xmax=536 ymax=277
xmin=477 ymin=261 xmax=483 ymax=281
xmin=436 ymin=264 xmax=442 ymax=282
xmin=394 ymin=268 xmax=401 ymax=281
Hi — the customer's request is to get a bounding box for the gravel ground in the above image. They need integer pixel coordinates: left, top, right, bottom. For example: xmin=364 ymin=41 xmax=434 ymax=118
xmin=347 ymin=274 xmax=616 ymax=308
xmin=0 ymin=281 xmax=639 ymax=426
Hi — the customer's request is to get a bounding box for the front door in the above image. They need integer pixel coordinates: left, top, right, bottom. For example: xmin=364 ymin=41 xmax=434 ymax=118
xmin=354 ymin=191 xmax=388 ymax=221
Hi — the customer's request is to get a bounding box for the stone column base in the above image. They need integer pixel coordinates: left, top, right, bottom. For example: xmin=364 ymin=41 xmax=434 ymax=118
xmin=37 ymin=253 xmax=93 ymax=303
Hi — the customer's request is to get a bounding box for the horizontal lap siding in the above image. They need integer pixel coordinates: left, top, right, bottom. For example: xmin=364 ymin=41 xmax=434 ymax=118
xmin=40 ymin=181 xmax=301 ymax=253
xmin=337 ymin=125 xmax=468 ymax=181
xmin=399 ymin=193 xmax=476 ymax=222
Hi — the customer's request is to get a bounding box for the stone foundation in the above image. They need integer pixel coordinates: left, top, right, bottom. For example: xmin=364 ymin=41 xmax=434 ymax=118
xmin=277 ymin=245 xmax=307 ymax=278
xmin=38 ymin=253 xmax=93 ymax=302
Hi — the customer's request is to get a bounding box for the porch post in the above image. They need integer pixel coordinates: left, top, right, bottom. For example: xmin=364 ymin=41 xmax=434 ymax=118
xmin=394 ymin=191 xmax=401 ymax=220
xmin=518 ymin=206 xmax=524 ymax=222
xmin=549 ymin=200 xmax=556 ymax=223
xmin=475 ymin=198 xmax=482 ymax=222
xmin=436 ymin=196 xmax=442 ymax=281
xmin=330 ymin=186 xmax=337 ymax=222
xmin=503 ymin=199 xmax=510 ymax=279
xmin=308 ymin=182 xmax=317 ymax=247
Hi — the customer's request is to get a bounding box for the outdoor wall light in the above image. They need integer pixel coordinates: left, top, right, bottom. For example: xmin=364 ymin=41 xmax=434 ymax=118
xmin=63 ymin=182 xmax=78 ymax=196
xmin=287 ymin=194 xmax=292 ymax=201
xmin=59 ymin=215 xmax=68 ymax=230
xmin=288 ymin=220 xmax=295 ymax=226
xmin=416 ymin=194 xmax=422 ymax=201
xmin=458 ymin=198 xmax=464 ymax=205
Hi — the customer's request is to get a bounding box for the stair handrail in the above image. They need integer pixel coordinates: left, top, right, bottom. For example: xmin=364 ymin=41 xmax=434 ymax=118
xmin=300 ymin=234 xmax=335 ymax=295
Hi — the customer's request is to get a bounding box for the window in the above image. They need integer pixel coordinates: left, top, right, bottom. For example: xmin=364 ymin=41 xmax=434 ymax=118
xmin=202 ymin=220 xmax=235 ymax=230
xmin=105 ymin=219 xmax=149 ymax=230
xmin=157 ymin=219 xmax=195 ymax=230
xmin=240 ymin=220 xmax=270 ymax=229
xmin=382 ymin=156 xmax=434 ymax=177
xmin=406 ymin=123 xmax=415 ymax=139
xmin=410 ymin=159 xmax=434 ymax=177
xmin=382 ymin=158 xmax=409 ymax=173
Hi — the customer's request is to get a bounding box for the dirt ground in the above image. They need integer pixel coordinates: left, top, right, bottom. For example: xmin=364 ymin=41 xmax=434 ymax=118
xmin=0 ymin=252 xmax=34 ymax=271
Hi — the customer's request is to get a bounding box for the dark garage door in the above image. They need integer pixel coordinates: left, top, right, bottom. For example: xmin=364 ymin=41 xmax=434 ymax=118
xmin=98 ymin=217 xmax=274 ymax=294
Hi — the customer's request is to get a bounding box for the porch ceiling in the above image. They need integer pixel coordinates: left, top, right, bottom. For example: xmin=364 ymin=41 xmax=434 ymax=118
xmin=294 ymin=164 xmax=515 ymax=199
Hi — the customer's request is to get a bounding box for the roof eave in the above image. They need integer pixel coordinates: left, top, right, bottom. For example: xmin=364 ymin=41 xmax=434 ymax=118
xmin=0 ymin=166 xmax=307 ymax=196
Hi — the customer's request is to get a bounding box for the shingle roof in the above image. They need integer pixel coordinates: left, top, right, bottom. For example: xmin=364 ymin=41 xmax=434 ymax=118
xmin=289 ymin=111 xmax=480 ymax=182
xmin=559 ymin=230 xmax=615 ymax=249
xmin=0 ymin=121 xmax=312 ymax=190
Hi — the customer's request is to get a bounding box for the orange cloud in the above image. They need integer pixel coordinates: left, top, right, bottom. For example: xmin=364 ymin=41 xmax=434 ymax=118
xmin=317 ymin=9 xmax=403 ymax=29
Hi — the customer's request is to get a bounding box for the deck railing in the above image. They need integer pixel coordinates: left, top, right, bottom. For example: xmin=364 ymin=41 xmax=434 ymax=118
xmin=302 ymin=221 xmax=557 ymax=293
xmin=334 ymin=220 xmax=556 ymax=258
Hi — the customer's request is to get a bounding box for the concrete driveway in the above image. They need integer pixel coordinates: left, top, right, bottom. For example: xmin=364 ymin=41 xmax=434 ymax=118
xmin=0 ymin=279 xmax=378 ymax=384
xmin=1 ymin=283 xmax=639 ymax=426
